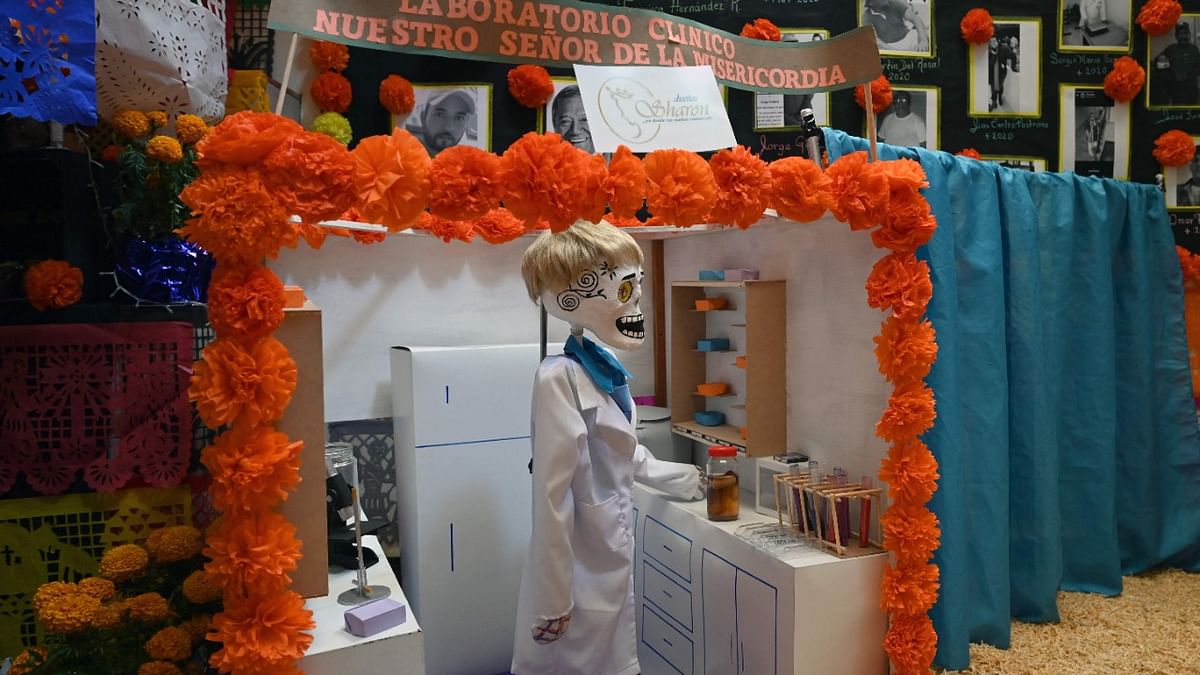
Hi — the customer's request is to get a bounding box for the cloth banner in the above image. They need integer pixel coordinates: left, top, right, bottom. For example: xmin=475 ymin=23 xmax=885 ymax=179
xmin=268 ymin=0 xmax=881 ymax=94
xmin=0 ymin=0 xmax=97 ymax=125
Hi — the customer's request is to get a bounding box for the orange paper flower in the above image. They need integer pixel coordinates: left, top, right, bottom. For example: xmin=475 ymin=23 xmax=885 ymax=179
xmin=603 ymin=213 xmax=647 ymax=228
xmin=507 ymin=64 xmax=555 ymax=108
xmin=189 ymin=337 xmax=297 ymax=430
xmin=876 ymin=381 xmax=937 ymax=443
xmin=879 ymin=439 xmax=941 ymax=505
xmin=310 ymin=72 xmax=352 ymax=113
xmin=884 ymin=613 xmax=938 ymax=675
xmin=207 ymin=265 xmax=286 ymax=342
xmin=196 ymin=111 xmax=302 ymax=168
xmin=881 ymin=562 xmax=941 ymax=615
xmin=1137 ymin=0 xmax=1183 ymax=37
xmin=740 ymin=18 xmax=781 ymax=41
xmin=855 ymin=75 xmax=893 ymax=114
xmin=605 ymin=145 xmax=647 ymax=219
xmin=178 ymin=166 xmax=292 ymax=266
xmin=353 ymin=129 xmax=432 ymax=232
xmin=416 ymin=211 xmax=475 ymax=243
xmin=263 ymin=130 xmax=357 ymax=225
xmin=428 ymin=145 xmax=504 ymax=221
xmin=874 ymin=317 xmax=938 ymax=383
xmin=1103 ymin=56 xmax=1145 ymax=103
xmin=580 ymin=153 xmax=610 ymax=224
xmin=24 ymin=260 xmax=82 ymax=311
xmin=643 ymin=149 xmax=717 ymax=228
xmin=145 ymin=626 xmax=192 ymax=662
xmin=866 ymin=252 xmax=933 ymax=320
xmin=960 ymin=8 xmax=994 ymax=44
xmin=1154 ymin=130 xmax=1196 ymax=167
xmin=204 ymin=512 xmax=303 ymax=596
xmin=957 ymin=148 xmax=982 ymax=160
xmin=500 ymin=132 xmax=594 ymax=232
xmin=201 ymin=424 xmax=302 ymax=514
xmin=882 ymin=503 xmax=942 ymax=564
xmin=709 ymin=146 xmax=771 ymax=228
xmin=310 ymin=40 xmax=349 ymax=72
xmin=1179 ymin=245 xmax=1200 ymax=287
xmin=827 ymin=152 xmax=890 ymax=230
xmin=379 ymin=74 xmax=415 ymax=115
xmin=472 ymin=208 xmax=527 ymax=244
xmin=768 ymin=156 xmax=834 ymax=224
xmin=209 ymin=591 xmax=314 ymax=674
xmin=874 ymin=193 xmax=936 ymax=253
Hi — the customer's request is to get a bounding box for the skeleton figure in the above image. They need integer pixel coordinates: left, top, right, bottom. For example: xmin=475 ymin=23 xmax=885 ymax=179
xmin=511 ymin=221 xmax=702 ymax=675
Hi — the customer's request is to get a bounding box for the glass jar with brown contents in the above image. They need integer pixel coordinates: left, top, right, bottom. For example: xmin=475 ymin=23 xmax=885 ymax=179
xmin=706 ymin=445 xmax=740 ymax=521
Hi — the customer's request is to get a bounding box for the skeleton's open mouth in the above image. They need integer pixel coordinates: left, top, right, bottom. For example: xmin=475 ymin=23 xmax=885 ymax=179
xmin=616 ymin=314 xmax=645 ymax=339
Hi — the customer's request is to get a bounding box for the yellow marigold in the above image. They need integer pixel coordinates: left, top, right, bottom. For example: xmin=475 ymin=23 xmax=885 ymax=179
xmin=145 ymin=626 xmax=193 ymax=661
xmin=78 ymin=576 xmax=116 ymax=601
xmin=147 ymin=111 xmax=169 ymax=128
xmin=127 ymin=592 xmax=170 ymax=623
xmin=182 ymin=570 xmax=222 ymax=605
xmin=39 ymin=592 xmax=100 ymax=634
xmin=9 ymin=647 xmax=46 ymax=675
xmin=99 ymin=544 xmax=150 ymax=582
xmin=32 ymin=581 xmax=78 ymax=613
xmin=112 ymin=110 xmax=150 ymax=138
xmin=89 ymin=602 xmax=125 ymax=630
xmin=147 ymin=135 xmax=184 ymax=164
xmin=153 ymin=525 xmax=203 ymax=563
xmin=175 ymin=114 xmax=208 ymax=144
xmin=138 ymin=662 xmax=182 ymax=675
xmin=178 ymin=614 xmax=212 ymax=644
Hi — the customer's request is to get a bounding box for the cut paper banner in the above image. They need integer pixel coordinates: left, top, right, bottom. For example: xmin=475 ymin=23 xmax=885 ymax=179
xmin=0 ymin=0 xmax=98 ymax=125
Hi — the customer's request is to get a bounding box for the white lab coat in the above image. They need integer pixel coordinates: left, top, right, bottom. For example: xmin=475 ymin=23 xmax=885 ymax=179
xmin=512 ymin=355 xmax=701 ymax=675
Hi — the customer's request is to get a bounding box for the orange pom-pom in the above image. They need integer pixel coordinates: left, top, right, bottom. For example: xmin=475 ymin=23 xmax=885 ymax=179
xmin=209 ymin=591 xmax=314 ymax=674
xmin=178 ymin=166 xmax=293 ymax=266
xmin=960 ymin=8 xmax=994 ymax=44
xmin=352 ymin=129 xmax=432 ymax=232
xmin=507 ymin=64 xmax=555 ymax=108
xmin=603 ymin=213 xmax=647 ymax=228
xmin=189 ymin=337 xmax=297 ymax=430
xmin=876 ymin=381 xmax=937 ymax=443
xmin=643 ymin=149 xmax=717 ymax=228
xmin=957 ymin=148 xmax=982 ymax=160
xmin=605 ymin=145 xmax=647 ymax=219
xmin=206 ymin=265 xmax=286 ymax=341
xmin=1179 ymin=245 xmax=1200 ymax=288
xmin=428 ymin=145 xmax=503 ymax=221
xmin=709 ymin=146 xmax=771 ymax=228
xmin=740 ymin=18 xmax=781 ymax=41
xmin=882 ymin=503 xmax=942 ymax=564
xmin=884 ymin=613 xmax=939 ymax=675
xmin=874 ymin=194 xmax=936 ymax=253
xmin=472 ymin=208 xmax=527 ymax=244
xmin=874 ymin=316 xmax=938 ymax=384
xmin=1137 ymin=0 xmax=1183 ymax=37
xmin=1103 ymin=56 xmax=1145 ymax=103
xmin=500 ymin=132 xmax=594 ymax=232
xmin=881 ymin=562 xmax=941 ymax=614
xmin=204 ymin=512 xmax=302 ymax=596
xmin=768 ymin=156 xmax=834 ymax=223
xmin=311 ymin=72 xmax=352 ymax=113
xmin=855 ymin=76 xmax=893 ymax=114
xmin=1154 ymin=129 xmax=1196 ymax=167
xmin=196 ymin=111 xmax=303 ymax=168
xmin=826 ymin=151 xmax=890 ymax=230
xmin=24 ymin=260 xmax=82 ymax=311
xmin=263 ymin=130 xmax=357 ymax=224
xmin=201 ymin=425 xmax=303 ymax=514
xmin=879 ymin=438 xmax=941 ymax=505
xmin=379 ymin=75 xmax=415 ymax=116
xmin=866 ymin=252 xmax=933 ymax=320
xmin=309 ymin=41 xmax=349 ymax=72
xmin=416 ymin=211 xmax=475 ymax=243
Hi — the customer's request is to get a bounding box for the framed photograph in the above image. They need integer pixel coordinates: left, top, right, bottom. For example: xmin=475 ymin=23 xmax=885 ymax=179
xmin=1059 ymin=84 xmax=1130 ymax=179
xmin=858 ymin=0 xmax=934 ymax=58
xmin=754 ymin=29 xmax=831 ymax=132
xmin=981 ymin=155 xmax=1047 ymax=172
xmin=1058 ymin=0 xmax=1132 ymax=52
xmin=538 ymin=78 xmax=595 ymax=154
xmin=870 ymin=85 xmax=939 ymax=150
xmin=1163 ymin=135 xmax=1200 ymax=209
xmin=1147 ymin=14 xmax=1200 ymax=109
xmin=391 ymin=83 xmax=493 ymax=156
xmin=969 ymin=18 xmax=1042 ymax=117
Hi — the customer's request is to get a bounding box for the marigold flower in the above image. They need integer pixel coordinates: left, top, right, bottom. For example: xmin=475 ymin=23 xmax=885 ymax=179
xmin=146 ymin=135 xmax=184 ymax=164
xmin=740 ymin=18 xmax=781 ymax=41
xmin=768 ymin=156 xmax=834 ymax=224
xmin=33 ymin=581 xmax=78 ymax=613
xmin=77 ymin=576 xmax=116 ymax=601
xmin=201 ymin=424 xmax=303 ymax=514
xmin=101 ymin=144 xmax=122 ymax=162
xmin=643 ymin=149 xmax=716 ymax=228
xmin=883 ymin=612 xmax=938 ymax=675
xmin=311 ymin=72 xmax=352 ymax=113
xmin=471 ymin=208 xmax=527 ymax=245
xmin=206 ymin=265 xmax=286 ymax=342
xmin=417 ymin=211 xmax=475 ymax=243
xmin=1137 ymin=0 xmax=1183 ymax=37
xmin=855 ymin=75 xmax=893 ymax=113
xmin=956 ymin=148 xmax=982 ymax=160
xmin=881 ymin=562 xmax=941 ymax=614
xmin=127 ymin=592 xmax=171 ymax=623
xmin=310 ymin=40 xmax=349 ymax=72
xmin=204 ymin=512 xmax=303 ymax=596
xmin=959 ymin=8 xmax=994 ymax=44
xmin=99 ymin=544 xmax=150 ymax=582
xmin=209 ymin=591 xmax=314 ymax=674
xmin=507 ymin=64 xmax=555 ymax=108
xmin=353 ymin=128 xmax=432 ymax=232
xmin=175 ymin=114 xmax=208 ymax=144
xmin=865 ymin=252 xmax=932 ymax=320
xmin=882 ymin=503 xmax=942 ymax=564
xmin=707 ymin=146 xmax=770 ymax=228
xmin=1154 ymin=129 xmax=1196 ymax=167
xmin=189 ymin=336 xmax=297 ymax=430
xmin=89 ymin=602 xmax=125 ymax=629
xmin=178 ymin=614 xmax=212 ymax=643
xmin=183 ymin=570 xmax=224 ymax=605
xmin=145 ymin=626 xmax=192 ymax=661
xmin=263 ymin=130 xmax=358 ymax=224
xmin=24 ymin=259 xmax=83 ymax=311
xmin=197 ymin=111 xmax=302 ymax=168
xmin=311 ymin=111 xmax=353 ymax=146
xmin=151 ymin=525 xmax=203 ymax=563
xmin=827 ymin=152 xmax=890 ymax=230
xmin=428 ymin=145 xmax=504 ymax=221
xmin=379 ymin=74 xmax=415 ymax=115
xmin=1103 ymin=56 xmax=1145 ymax=103
xmin=138 ymin=662 xmax=182 ymax=675
xmin=38 ymin=592 xmax=100 ymax=634
xmin=146 ymin=110 xmax=168 ymax=128
xmin=876 ymin=381 xmax=937 ymax=443
xmin=112 ymin=110 xmax=150 ymax=138
xmin=500 ymin=132 xmax=596 ymax=232
xmin=9 ymin=647 xmax=47 ymax=675
xmin=178 ymin=166 xmax=292 ymax=267
xmin=874 ymin=317 xmax=938 ymax=384
xmin=605 ymin=145 xmax=647 ymax=219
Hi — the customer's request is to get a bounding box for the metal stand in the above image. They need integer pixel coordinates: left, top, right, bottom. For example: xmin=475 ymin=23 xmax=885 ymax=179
xmin=337 ymin=458 xmax=392 ymax=605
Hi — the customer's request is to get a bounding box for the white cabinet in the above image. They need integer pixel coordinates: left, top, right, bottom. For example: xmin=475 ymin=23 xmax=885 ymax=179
xmin=735 ymin=569 xmax=778 ymax=675
xmin=701 ymin=552 xmax=737 ymax=675
xmin=701 ymin=551 xmax=778 ymax=675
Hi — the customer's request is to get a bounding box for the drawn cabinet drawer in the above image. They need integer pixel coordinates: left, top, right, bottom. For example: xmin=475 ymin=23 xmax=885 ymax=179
xmin=642 ymin=603 xmax=694 ymax=675
xmin=644 ymin=560 xmax=693 ymax=631
xmin=643 ymin=516 xmax=692 ymax=582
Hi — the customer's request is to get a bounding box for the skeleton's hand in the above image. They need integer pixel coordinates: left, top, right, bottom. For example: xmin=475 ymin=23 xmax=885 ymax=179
xmin=532 ymin=613 xmax=571 ymax=644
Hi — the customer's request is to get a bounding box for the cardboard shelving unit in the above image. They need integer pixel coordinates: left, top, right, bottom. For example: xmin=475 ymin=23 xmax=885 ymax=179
xmin=670 ymin=280 xmax=786 ymax=457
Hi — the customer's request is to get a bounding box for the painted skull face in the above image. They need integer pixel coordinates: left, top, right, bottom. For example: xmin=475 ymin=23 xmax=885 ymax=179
xmin=542 ymin=262 xmax=645 ymax=351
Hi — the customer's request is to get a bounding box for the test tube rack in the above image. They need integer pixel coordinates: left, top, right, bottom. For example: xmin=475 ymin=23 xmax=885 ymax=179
xmin=773 ymin=472 xmax=885 ymax=557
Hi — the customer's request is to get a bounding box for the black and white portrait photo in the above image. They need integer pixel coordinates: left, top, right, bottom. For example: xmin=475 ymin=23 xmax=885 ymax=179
xmin=395 ymin=84 xmax=492 ymax=156
xmin=1059 ymin=0 xmax=1132 ymax=51
xmin=1163 ymin=138 xmax=1200 ymax=208
xmin=859 ymin=0 xmax=933 ymax=58
xmin=754 ymin=30 xmax=830 ymax=131
xmin=545 ymin=81 xmax=593 ymax=154
xmin=1059 ymin=85 xmax=1129 ymax=179
xmin=1148 ymin=15 xmax=1200 ymax=108
xmin=971 ymin=19 xmax=1042 ymax=117
xmin=875 ymin=87 xmax=938 ymax=150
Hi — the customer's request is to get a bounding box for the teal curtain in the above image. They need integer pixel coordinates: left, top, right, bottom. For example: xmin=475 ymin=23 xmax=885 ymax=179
xmin=823 ymin=130 xmax=1200 ymax=670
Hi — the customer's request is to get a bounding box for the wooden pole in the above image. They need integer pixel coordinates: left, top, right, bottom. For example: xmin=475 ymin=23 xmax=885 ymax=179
xmin=275 ymin=32 xmax=299 ymax=116
xmin=652 ymin=239 xmax=666 ymax=406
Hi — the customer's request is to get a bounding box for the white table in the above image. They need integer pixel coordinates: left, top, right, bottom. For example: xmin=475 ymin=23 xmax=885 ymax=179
xmin=301 ymin=536 xmax=426 ymax=674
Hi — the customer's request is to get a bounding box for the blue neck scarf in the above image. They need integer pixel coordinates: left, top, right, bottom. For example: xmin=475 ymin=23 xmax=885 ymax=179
xmin=563 ymin=334 xmax=634 ymax=422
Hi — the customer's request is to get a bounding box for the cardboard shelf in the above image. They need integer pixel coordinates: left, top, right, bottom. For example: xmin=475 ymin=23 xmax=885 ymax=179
xmin=673 ymin=280 xmax=752 ymax=288
xmin=692 ymin=348 xmax=734 ymax=353
xmin=691 ymin=391 xmax=735 ymax=398
xmin=672 ymin=420 xmax=746 ymax=449
xmin=731 ymin=404 xmax=746 ymax=410
xmin=690 ymin=308 xmax=737 ymax=312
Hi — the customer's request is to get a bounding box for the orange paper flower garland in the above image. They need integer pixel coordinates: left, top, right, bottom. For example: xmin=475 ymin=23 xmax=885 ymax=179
xmin=824 ymin=150 xmax=941 ymax=675
xmin=1103 ymin=56 xmax=1146 ymax=103
xmin=1154 ymin=130 xmax=1196 ymax=167
xmin=959 ymin=9 xmax=994 ymax=44
xmin=1137 ymin=0 xmax=1183 ymax=37
xmin=1177 ymin=246 xmax=1200 ymax=396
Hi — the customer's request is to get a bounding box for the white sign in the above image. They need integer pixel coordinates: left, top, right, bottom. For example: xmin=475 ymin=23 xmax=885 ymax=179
xmin=572 ymin=65 xmax=736 ymax=154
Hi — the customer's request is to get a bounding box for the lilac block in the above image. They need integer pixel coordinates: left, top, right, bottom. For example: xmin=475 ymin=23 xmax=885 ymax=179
xmin=344 ymin=598 xmax=408 ymax=637
xmin=724 ymin=268 xmax=759 ymax=281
